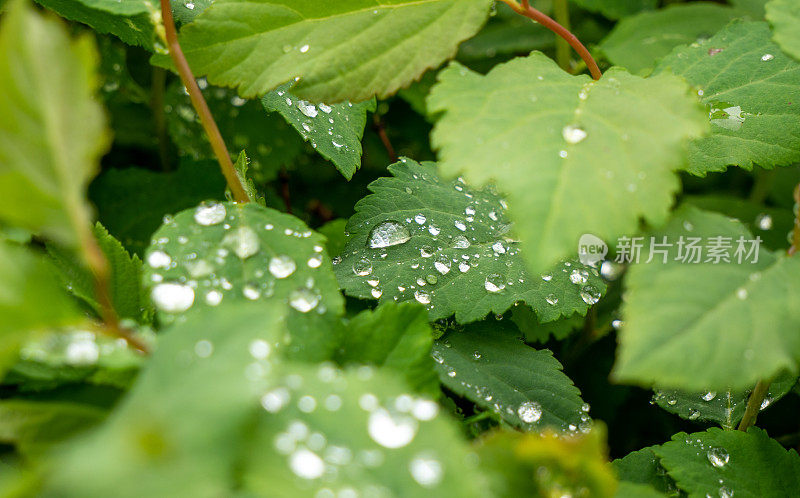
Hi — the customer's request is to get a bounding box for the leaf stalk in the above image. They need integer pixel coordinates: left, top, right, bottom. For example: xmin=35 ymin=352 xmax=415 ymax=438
xmin=737 ymin=379 xmax=770 ymax=431
xmin=501 ymin=0 xmax=602 ymax=80
xmin=157 ymin=0 xmax=249 ymax=203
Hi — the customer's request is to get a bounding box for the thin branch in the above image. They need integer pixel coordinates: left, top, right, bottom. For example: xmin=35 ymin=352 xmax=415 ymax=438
xmin=503 ymin=0 xmax=602 ymax=80
xmin=158 ymin=0 xmax=249 ymax=203
xmin=373 ymin=113 xmax=397 ymax=163
xmin=737 ymin=379 xmax=770 ymax=431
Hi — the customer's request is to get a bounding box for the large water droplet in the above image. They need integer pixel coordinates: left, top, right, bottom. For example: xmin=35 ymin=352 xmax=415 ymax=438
xmin=147 ymin=250 xmax=172 ymax=269
xmin=194 ymin=202 xmax=226 ymax=226
xmin=368 ymin=408 xmax=418 ymax=448
xmin=414 ymin=290 xmax=430 ymax=304
xmin=434 ymin=256 xmax=451 ymax=275
xmin=297 ymin=101 xmax=318 ymax=118
xmin=353 ymin=257 xmax=373 ymax=276
xmin=452 ymin=235 xmax=470 ymax=249
xmin=707 ymin=447 xmax=729 ymax=468
xmin=289 ymin=288 xmax=320 ymax=312
xmin=517 ymin=401 xmax=542 ymax=423
xmin=368 ymin=221 xmax=411 ymax=248
xmin=580 ymin=285 xmax=601 ymax=305
xmin=409 ymin=455 xmax=443 ymax=488
xmin=222 ymin=226 xmax=260 ymax=259
xmin=562 ymin=124 xmax=587 ymax=144
xmin=269 ymin=255 xmax=297 ymax=279
xmin=702 ymin=391 xmax=717 ymax=402
xmin=485 ymin=274 xmax=505 ymax=293
xmin=151 ymin=283 xmax=195 ymax=313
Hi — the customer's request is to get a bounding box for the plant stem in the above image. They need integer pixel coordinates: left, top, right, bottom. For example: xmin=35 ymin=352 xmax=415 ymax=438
xmin=503 ymin=0 xmax=602 ymax=80
xmin=157 ymin=0 xmax=249 ymax=203
xmin=373 ymin=113 xmax=397 ymax=163
xmin=150 ymin=66 xmax=170 ymax=171
xmin=789 ymin=183 xmax=800 ymax=256
xmin=80 ymin=229 xmax=151 ymax=355
xmin=552 ymin=0 xmax=572 ymax=73
xmin=737 ymin=379 xmax=770 ymax=431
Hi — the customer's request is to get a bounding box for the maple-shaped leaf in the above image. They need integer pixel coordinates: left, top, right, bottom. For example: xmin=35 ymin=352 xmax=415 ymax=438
xmin=655 ymin=21 xmax=800 ymax=175
xmin=334 ymin=159 xmax=606 ymax=323
xmin=428 ymin=52 xmax=708 ymax=274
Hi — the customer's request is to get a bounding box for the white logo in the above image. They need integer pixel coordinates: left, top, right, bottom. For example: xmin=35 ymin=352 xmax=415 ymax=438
xmin=578 ymin=234 xmax=607 ymax=267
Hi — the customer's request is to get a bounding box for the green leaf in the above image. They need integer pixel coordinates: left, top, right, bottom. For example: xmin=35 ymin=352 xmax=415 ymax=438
xmin=433 ymin=321 xmax=588 ymax=432
xmin=334 ymin=159 xmax=606 ymax=323
xmin=570 ymin=0 xmax=656 ymax=20
xmin=477 ymin=428 xmax=617 ymax=498
xmin=614 ymin=482 xmax=666 ymax=498
xmin=612 ymin=447 xmax=677 ymax=495
xmin=170 ymin=0 xmax=212 ymax=24
xmin=428 ymin=54 xmax=708 ymax=274
xmin=177 ymin=0 xmax=494 ymax=101
xmin=651 ymin=370 xmax=797 ymax=429
xmin=232 ymin=151 xmax=265 ymax=206
xmin=262 ymin=83 xmax=376 ymax=179
xmin=48 ymin=224 xmax=151 ymax=322
xmin=599 ymin=3 xmax=745 ymax=75
xmin=732 ymin=0 xmax=769 ymax=18
xmin=142 ymin=202 xmax=344 ymax=359
xmin=336 ymin=302 xmax=438 ymax=395
xmin=0 ymin=242 xmax=83 ymax=374
xmin=511 ymin=306 xmax=584 ymax=343
xmin=90 ymin=159 xmax=226 ymax=255
xmin=36 ymin=0 xmax=158 ymax=50
xmin=766 ymin=0 xmax=800 ymax=60
xmin=43 ymin=302 xmax=290 ymax=497
xmin=0 ymin=399 xmax=105 ymax=454
xmin=654 ymin=427 xmax=800 ymax=497
xmin=165 ymin=81 xmax=304 ymax=181
xmin=654 ymin=21 xmax=800 ymax=175
xmin=614 ymin=206 xmax=800 ymax=391
xmin=0 ymin=0 xmax=109 ymax=249
xmin=457 ymin=2 xmax=552 ymax=61
xmin=240 ymin=363 xmax=490 ymax=497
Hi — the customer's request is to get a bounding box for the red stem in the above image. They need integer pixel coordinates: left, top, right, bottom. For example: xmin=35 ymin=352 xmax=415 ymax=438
xmin=503 ymin=0 xmax=602 ymax=80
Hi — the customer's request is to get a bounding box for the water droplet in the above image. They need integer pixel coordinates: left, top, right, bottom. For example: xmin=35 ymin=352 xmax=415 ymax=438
xmin=736 ymin=287 xmax=748 ymax=300
xmin=517 ymin=401 xmax=542 ymax=423
xmin=709 ymin=102 xmax=745 ymax=131
xmin=458 ymin=261 xmax=470 ymax=273
xmin=298 ymin=101 xmax=318 ymax=118
xmin=147 ymin=250 xmax=172 ymax=269
xmin=452 ymin=235 xmax=470 ymax=249
xmin=546 ymin=294 xmax=558 ymax=305
xmin=299 ymin=44 xmax=310 ymax=53
xmin=307 ymin=255 xmax=322 ymax=268
xmin=368 ymin=408 xmax=418 ymax=448
xmin=428 ymin=225 xmax=440 ymax=236
xmin=371 ymin=288 xmax=383 ymax=299
xmin=761 ymin=53 xmax=774 ymax=61
xmin=756 ymin=213 xmax=773 ymax=230
xmin=702 ymin=391 xmax=717 ymax=402
xmin=414 ymin=290 xmax=431 ymax=304
xmin=580 ymin=285 xmax=601 ymax=305
xmin=414 ymin=214 xmax=427 ymax=224
xmin=491 ymin=241 xmax=506 ymax=254
xmin=541 ymin=274 xmax=553 ymax=282
xmin=194 ymin=202 xmax=226 ymax=226
xmin=243 ymin=285 xmax=260 ymax=300
xmin=261 ymin=387 xmax=289 ymax=412
xmin=454 ymin=220 xmax=467 ymax=231
xmin=707 ymin=447 xmax=729 ymax=468
xmin=485 ymin=274 xmax=505 ymax=293
xmin=353 ymin=257 xmax=373 ymax=276
xmin=289 ymin=288 xmax=320 ymax=312
xmin=269 ymin=255 xmax=297 ymax=278
xmin=151 ymin=283 xmax=195 ymax=313
xmin=570 ymin=269 xmax=588 ymax=284
xmin=205 ymin=290 xmax=223 ymax=306
xmin=409 ymin=455 xmax=443 ymax=488
xmin=472 ymin=351 xmax=481 ymax=360
xmin=194 ymin=339 xmax=213 ymax=358
xmin=434 ymin=256 xmax=451 ymax=275
xmin=289 ymin=448 xmax=325 ymax=479
xmin=222 ymin=226 xmax=260 ymax=259
xmin=368 ymin=221 xmax=411 ymax=248
xmin=562 ymin=125 xmax=587 ymax=144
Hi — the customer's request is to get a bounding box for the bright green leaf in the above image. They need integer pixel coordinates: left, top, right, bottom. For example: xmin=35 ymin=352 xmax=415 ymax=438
xmin=654 ymin=427 xmax=800 ymax=497
xmin=262 ymin=83 xmax=375 ymax=179
xmin=732 ymin=0 xmax=769 ymax=17
xmin=177 ymin=0 xmax=494 ymax=102
xmin=433 ymin=321 xmax=588 ymax=432
xmin=428 ymin=53 xmax=708 ymax=274
xmin=233 ymin=151 xmax=265 ymax=206
xmin=612 ymin=447 xmax=677 ymax=496
xmin=599 ymin=3 xmax=745 ymax=75
xmin=655 ymin=21 xmax=800 ymax=175
xmin=241 ymin=362 xmax=490 ymax=497
xmin=766 ymin=0 xmax=800 ymax=60
xmin=334 ymin=159 xmax=606 ymax=323
xmin=614 ymin=206 xmax=800 ymax=391
xmin=336 ymin=302 xmax=438 ymax=395
xmin=142 ymin=202 xmax=344 ymax=359
xmin=0 ymin=0 xmax=109 ymax=249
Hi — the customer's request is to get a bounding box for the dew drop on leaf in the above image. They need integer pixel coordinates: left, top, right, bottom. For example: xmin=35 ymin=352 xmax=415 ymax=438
xmin=269 ymin=255 xmax=297 ymax=278
xmin=289 ymin=288 xmax=320 ymax=312
xmin=368 ymin=221 xmax=411 ymax=248
xmin=484 ymin=274 xmax=505 ymax=293
xmin=368 ymin=408 xmax=418 ymax=448
xmin=353 ymin=257 xmax=373 ymax=276
xmin=222 ymin=226 xmax=260 ymax=259
xmin=707 ymin=447 xmax=729 ymax=468
xmin=517 ymin=401 xmax=542 ymax=423
xmin=151 ymin=282 xmax=195 ymax=313
xmin=562 ymin=124 xmax=587 ymax=144
xmin=409 ymin=455 xmax=443 ymax=488
xmin=414 ymin=290 xmax=431 ymax=304
xmin=193 ymin=201 xmax=226 ymax=226
xmin=289 ymin=448 xmax=325 ymax=479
